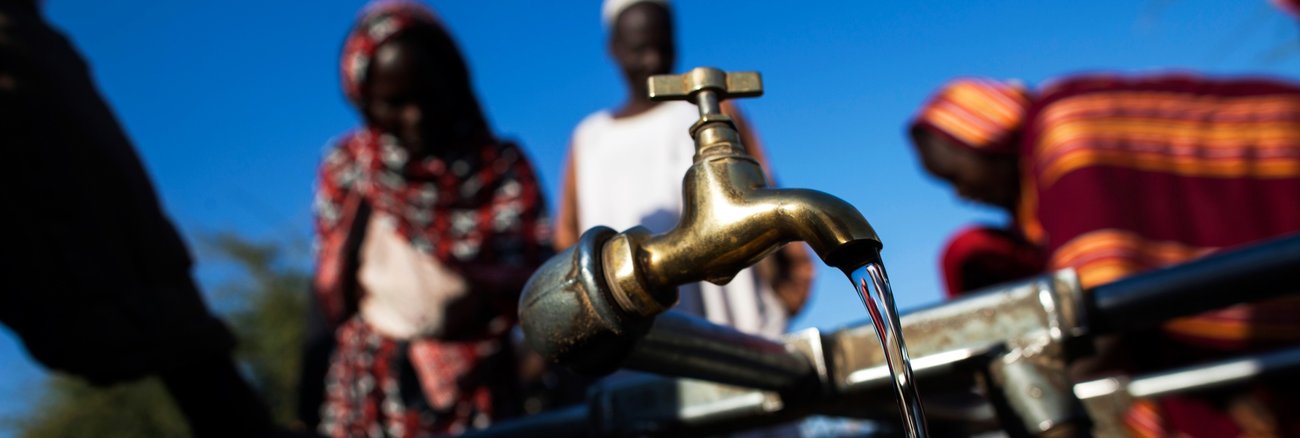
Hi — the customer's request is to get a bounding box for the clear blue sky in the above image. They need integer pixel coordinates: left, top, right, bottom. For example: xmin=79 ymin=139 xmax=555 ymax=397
xmin=3 ymin=0 xmax=1298 ymax=427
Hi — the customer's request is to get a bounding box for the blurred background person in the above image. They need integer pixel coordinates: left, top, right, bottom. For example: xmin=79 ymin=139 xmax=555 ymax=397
xmin=0 ymin=1 xmax=276 ymax=437
xmin=553 ymin=0 xmax=815 ymax=341
xmin=907 ymin=79 xmax=1047 ymax=298
xmin=302 ymin=1 xmax=551 ymax=436
xmin=909 ymin=73 xmax=1300 ymax=437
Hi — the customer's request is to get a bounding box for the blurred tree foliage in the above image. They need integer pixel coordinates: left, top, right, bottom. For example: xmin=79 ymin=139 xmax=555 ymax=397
xmin=10 ymin=233 xmax=310 ymax=437
xmin=15 ymin=377 xmax=189 ymax=438
xmin=211 ymin=232 xmax=310 ymax=426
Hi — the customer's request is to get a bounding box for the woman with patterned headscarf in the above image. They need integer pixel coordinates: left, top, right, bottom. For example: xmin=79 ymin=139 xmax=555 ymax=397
xmin=302 ymin=1 xmax=551 ymax=436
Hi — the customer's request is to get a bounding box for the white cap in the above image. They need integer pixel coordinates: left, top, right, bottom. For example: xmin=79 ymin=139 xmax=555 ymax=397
xmin=602 ymin=0 xmax=670 ymax=28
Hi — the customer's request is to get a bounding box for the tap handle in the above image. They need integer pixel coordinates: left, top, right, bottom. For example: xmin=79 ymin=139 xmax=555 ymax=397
xmin=648 ymin=67 xmax=762 ymax=115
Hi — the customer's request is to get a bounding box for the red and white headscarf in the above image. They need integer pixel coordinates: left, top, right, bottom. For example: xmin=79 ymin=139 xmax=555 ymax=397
xmin=909 ymin=78 xmax=1033 ymax=155
xmin=339 ymin=0 xmax=441 ymax=105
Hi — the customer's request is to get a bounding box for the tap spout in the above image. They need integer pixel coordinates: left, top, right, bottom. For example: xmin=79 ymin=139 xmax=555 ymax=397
xmin=519 ymin=67 xmax=883 ymax=373
xmin=601 ymin=132 xmax=883 ymax=317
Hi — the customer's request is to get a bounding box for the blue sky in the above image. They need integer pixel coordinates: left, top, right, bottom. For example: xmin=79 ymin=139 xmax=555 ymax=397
xmin=2 ymin=0 xmax=1298 ymax=427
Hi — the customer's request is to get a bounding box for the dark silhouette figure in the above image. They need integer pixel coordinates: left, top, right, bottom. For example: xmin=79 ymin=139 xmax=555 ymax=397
xmin=0 ymin=2 xmax=274 ymax=437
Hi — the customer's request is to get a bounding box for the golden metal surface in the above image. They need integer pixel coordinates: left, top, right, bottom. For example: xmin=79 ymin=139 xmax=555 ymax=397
xmin=647 ymin=67 xmax=762 ymax=102
xmin=605 ymin=67 xmax=883 ymax=317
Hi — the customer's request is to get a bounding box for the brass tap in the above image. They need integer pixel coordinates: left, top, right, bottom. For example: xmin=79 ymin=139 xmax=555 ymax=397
xmin=606 ymin=67 xmax=883 ymax=316
xmin=520 ymin=67 xmax=883 ymax=373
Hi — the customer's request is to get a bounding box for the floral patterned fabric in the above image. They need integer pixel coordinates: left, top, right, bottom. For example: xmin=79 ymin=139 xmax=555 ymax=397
xmin=319 ymin=317 xmax=515 ymax=437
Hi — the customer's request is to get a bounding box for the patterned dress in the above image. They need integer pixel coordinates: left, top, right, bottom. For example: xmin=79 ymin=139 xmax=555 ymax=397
xmin=306 ymin=2 xmax=550 ymax=436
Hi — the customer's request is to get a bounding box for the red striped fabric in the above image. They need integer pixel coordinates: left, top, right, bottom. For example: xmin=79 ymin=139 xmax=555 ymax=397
xmin=910 ymin=78 xmax=1033 ymax=155
xmin=1022 ymin=74 xmax=1300 ymax=352
xmin=915 ymin=73 xmax=1300 ymax=436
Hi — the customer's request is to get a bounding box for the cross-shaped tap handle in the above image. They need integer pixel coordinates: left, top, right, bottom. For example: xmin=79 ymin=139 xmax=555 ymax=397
xmin=648 ymin=67 xmax=762 ymax=117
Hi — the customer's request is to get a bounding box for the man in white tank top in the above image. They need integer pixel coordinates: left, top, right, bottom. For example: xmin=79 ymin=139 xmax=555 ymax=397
xmin=554 ymin=0 xmax=814 ymax=339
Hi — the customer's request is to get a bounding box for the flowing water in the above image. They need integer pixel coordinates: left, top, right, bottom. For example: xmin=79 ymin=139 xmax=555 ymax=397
xmin=849 ymin=261 xmax=928 ymax=438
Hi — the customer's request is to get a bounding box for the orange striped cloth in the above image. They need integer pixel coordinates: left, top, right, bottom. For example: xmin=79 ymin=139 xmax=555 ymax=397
xmin=909 ymin=78 xmax=1033 ymax=155
xmin=911 ymin=74 xmax=1300 ymax=348
xmin=1020 ymin=74 xmax=1300 ymax=353
xmin=914 ymin=74 xmax=1300 ymax=436
xmin=1023 ymin=74 xmax=1300 ymax=438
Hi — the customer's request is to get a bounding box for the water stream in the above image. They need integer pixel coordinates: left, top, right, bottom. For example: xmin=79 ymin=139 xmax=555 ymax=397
xmin=848 ymin=261 xmax=929 ymax=438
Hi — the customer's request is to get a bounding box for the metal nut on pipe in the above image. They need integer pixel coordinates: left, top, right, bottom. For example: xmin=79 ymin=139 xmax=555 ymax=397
xmin=518 ymin=226 xmax=650 ymax=375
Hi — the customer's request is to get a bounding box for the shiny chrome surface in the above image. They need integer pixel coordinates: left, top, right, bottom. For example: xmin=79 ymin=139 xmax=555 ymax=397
xmin=518 ymin=226 xmax=649 ymax=375
xmin=591 ymin=376 xmax=788 ymax=437
xmin=829 ymin=270 xmax=1086 ymax=394
xmin=1075 ymin=346 xmax=1300 ymax=437
xmin=508 ymin=271 xmax=1092 ymax=436
xmin=623 ymin=311 xmax=818 ymax=394
xmin=832 ymin=270 xmax=1087 ymax=435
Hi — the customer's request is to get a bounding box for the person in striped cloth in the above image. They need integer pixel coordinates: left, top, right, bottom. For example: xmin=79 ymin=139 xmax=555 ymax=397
xmin=908 ymin=79 xmax=1047 ymax=298
xmin=908 ymin=74 xmax=1300 ymax=437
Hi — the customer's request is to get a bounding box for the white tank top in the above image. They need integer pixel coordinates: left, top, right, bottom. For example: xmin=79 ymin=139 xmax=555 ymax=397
xmin=570 ymin=101 xmax=788 ymax=338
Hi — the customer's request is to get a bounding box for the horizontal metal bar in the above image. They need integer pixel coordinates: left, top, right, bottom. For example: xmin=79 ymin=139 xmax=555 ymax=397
xmin=1088 ymin=232 xmax=1300 ymax=333
xmin=843 ymin=345 xmax=996 ymax=388
xmin=589 ymin=375 xmax=788 ymax=437
xmin=622 ymin=311 xmax=818 ymax=394
xmin=1129 ymin=345 xmax=1300 ymax=398
xmin=479 ymin=235 xmax=1300 ymax=436
xmin=458 ymin=405 xmax=588 ymax=438
xmin=1074 ymin=345 xmax=1300 ymax=436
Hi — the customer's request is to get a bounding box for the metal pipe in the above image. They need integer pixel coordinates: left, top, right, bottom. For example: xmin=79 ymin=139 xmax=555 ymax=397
xmin=503 ymin=234 xmax=1300 ymax=436
xmin=1087 ymin=232 xmax=1300 ymax=333
xmin=623 ymin=311 xmax=818 ymax=394
xmin=694 ymin=89 xmax=721 ymax=117
xmin=1074 ymin=346 xmax=1300 ymax=436
xmin=457 ymin=405 xmax=589 ymax=438
xmin=1126 ymin=346 xmax=1300 ymax=398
